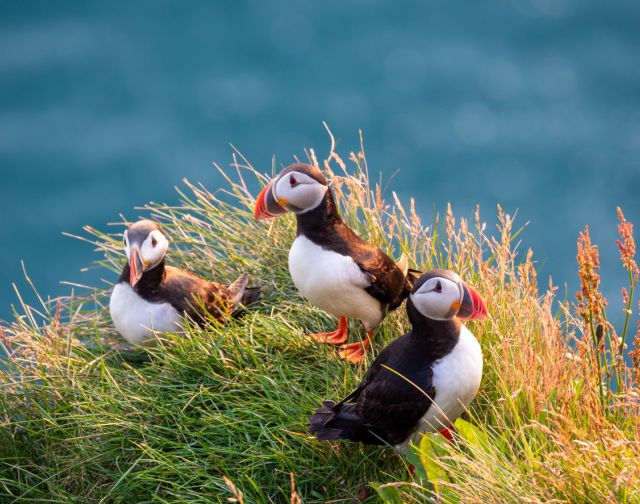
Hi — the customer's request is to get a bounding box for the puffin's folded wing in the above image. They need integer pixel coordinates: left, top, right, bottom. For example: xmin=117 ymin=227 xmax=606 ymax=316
xmin=357 ymin=367 xmax=434 ymax=445
xmin=162 ymin=269 xmax=233 ymax=324
xmin=355 ymin=251 xmax=412 ymax=310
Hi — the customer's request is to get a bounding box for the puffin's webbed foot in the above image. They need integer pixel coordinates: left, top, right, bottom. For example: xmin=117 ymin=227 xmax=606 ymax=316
xmin=306 ymin=316 xmax=349 ymax=345
xmin=338 ymin=332 xmax=371 ymax=364
xmin=439 ymin=425 xmax=455 ymax=441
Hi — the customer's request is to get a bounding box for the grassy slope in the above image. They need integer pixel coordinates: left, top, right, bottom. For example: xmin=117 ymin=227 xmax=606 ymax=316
xmin=1 ymin=142 xmax=639 ymax=503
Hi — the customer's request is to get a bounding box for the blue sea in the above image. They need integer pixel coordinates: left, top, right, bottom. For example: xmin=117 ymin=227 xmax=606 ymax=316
xmin=2 ymin=1 xmax=640 ymax=324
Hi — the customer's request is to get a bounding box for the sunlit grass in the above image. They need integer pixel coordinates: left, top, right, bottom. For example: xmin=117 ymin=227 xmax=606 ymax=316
xmin=1 ymin=133 xmax=639 ymax=502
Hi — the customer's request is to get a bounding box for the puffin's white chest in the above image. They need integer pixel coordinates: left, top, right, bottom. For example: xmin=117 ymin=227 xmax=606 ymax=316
xmin=288 ymin=235 xmax=383 ymax=329
xmin=398 ymin=326 xmax=483 ymax=451
xmin=109 ymin=282 xmax=183 ymax=345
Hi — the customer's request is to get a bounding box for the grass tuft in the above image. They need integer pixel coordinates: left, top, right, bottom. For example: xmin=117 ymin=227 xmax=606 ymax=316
xmin=1 ymin=133 xmax=639 ymax=502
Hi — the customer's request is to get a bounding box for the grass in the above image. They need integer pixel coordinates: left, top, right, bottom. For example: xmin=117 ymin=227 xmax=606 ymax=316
xmin=1 ymin=133 xmax=639 ymax=502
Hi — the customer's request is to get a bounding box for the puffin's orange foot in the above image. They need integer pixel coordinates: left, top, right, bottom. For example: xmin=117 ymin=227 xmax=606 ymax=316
xmin=439 ymin=425 xmax=455 ymax=442
xmin=306 ymin=317 xmax=348 ymax=345
xmin=307 ymin=329 xmax=349 ymax=345
xmin=338 ymin=337 xmax=371 ymax=364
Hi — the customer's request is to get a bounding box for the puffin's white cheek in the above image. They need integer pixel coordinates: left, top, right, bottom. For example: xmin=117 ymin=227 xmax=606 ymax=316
xmin=412 ymin=294 xmax=452 ymax=320
xmin=146 ymin=246 xmax=163 ymax=266
xmin=156 ymin=244 xmax=168 ymax=263
xmin=147 ymin=237 xmax=169 ymax=269
xmin=138 ymin=234 xmax=166 ymax=270
xmin=292 ymin=184 xmax=327 ymax=212
xmin=274 ymin=177 xmax=292 ymax=202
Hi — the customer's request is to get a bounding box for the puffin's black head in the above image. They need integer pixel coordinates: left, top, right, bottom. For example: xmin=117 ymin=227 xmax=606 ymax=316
xmin=407 ymin=269 xmax=487 ymax=324
xmin=254 ymin=163 xmax=329 ymax=220
xmin=123 ymin=220 xmax=169 ymax=287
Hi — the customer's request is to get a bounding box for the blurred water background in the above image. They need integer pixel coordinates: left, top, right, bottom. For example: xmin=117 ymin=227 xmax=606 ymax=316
xmin=1 ymin=1 xmax=639 ymax=323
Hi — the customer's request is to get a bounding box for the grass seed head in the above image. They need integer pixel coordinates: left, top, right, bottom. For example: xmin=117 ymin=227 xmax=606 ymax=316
xmin=616 ymin=207 xmax=639 ymax=282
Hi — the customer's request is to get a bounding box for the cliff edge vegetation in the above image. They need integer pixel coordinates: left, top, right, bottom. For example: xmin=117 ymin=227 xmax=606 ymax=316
xmin=1 ymin=136 xmax=639 ymax=502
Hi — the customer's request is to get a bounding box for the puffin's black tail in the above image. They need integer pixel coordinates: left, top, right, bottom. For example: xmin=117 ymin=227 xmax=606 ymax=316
xmin=228 ymin=273 xmax=261 ymax=317
xmin=406 ymin=268 xmax=422 ymax=288
xmin=308 ymin=401 xmax=385 ymax=445
xmin=396 ymin=254 xmax=422 ymax=289
xmin=239 ymin=286 xmax=261 ymax=307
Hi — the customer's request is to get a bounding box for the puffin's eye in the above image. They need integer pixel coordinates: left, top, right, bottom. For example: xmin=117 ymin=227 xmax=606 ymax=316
xmin=124 ymin=235 xmax=128 ymax=246
xmin=289 ymin=175 xmax=298 ymax=187
xmin=434 ymin=280 xmax=442 ymax=293
xmin=151 ymin=236 xmax=158 ymax=247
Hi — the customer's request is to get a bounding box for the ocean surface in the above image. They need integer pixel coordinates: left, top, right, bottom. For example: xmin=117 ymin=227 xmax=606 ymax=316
xmin=2 ymin=1 xmax=640 ymax=324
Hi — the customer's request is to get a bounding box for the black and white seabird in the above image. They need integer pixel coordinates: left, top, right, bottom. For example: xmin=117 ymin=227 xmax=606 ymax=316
xmin=253 ymin=163 xmax=418 ymax=363
xmin=308 ymin=269 xmax=487 ymax=451
xmin=109 ymin=220 xmax=260 ymax=345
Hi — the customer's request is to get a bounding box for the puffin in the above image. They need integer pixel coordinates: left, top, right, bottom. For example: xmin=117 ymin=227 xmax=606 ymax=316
xmin=109 ymin=220 xmax=260 ymax=346
xmin=308 ymin=269 xmax=487 ymax=451
xmin=254 ymin=163 xmax=418 ymax=363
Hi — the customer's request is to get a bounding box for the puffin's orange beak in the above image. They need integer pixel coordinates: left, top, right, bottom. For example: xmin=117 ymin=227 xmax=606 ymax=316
xmin=254 ymin=180 xmax=288 ymax=220
xmin=129 ymin=246 xmax=144 ymax=287
xmin=457 ymin=283 xmax=487 ymax=320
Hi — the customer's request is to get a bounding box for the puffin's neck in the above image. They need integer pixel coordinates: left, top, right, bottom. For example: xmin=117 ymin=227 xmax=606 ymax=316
xmin=295 ymin=191 xmax=342 ymax=239
xmin=119 ymin=259 xmax=166 ymax=295
xmin=407 ymin=313 xmax=461 ymax=360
